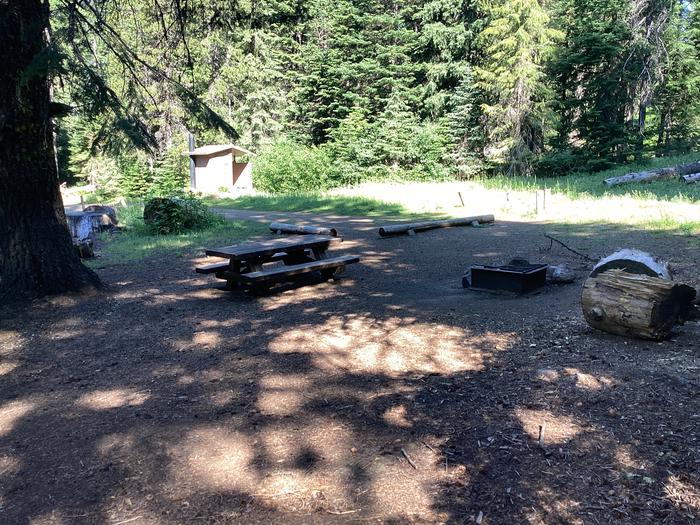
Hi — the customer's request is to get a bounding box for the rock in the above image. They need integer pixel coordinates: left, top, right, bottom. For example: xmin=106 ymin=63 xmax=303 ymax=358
xmin=547 ymin=264 xmax=576 ymax=284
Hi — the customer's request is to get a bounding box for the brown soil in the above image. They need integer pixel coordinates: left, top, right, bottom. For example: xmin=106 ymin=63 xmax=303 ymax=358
xmin=1 ymin=214 xmax=699 ymax=525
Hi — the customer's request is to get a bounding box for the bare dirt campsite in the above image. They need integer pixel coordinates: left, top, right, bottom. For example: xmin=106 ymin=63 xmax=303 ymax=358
xmin=1 ymin=209 xmax=699 ymax=525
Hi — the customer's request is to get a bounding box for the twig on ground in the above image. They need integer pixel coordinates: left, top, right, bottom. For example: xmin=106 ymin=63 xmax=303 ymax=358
xmin=401 ymin=448 xmax=418 ymax=469
xmin=543 ymin=234 xmax=597 ymax=262
xmin=113 ymin=518 xmax=142 ymax=525
xmin=538 ymin=425 xmax=546 ymax=450
xmin=326 ymin=509 xmax=361 ymax=515
xmin=420 ymin=439 xmax=438 ymax=453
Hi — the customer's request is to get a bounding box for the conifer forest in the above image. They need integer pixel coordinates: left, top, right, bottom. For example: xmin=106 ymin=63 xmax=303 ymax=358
xmin=51 ymin=0 xmax=700 ymax=194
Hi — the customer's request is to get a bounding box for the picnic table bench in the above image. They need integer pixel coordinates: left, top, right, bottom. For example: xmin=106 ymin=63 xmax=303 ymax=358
xmin=196 ymin=235 xmax=359 ymax=294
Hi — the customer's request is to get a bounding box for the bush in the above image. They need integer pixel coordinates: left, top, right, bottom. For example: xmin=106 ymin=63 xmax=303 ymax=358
xmin=143 ymin=194 xmax=219 ymax=234
xmin=253 ymin=139 xmax=342 ymax=194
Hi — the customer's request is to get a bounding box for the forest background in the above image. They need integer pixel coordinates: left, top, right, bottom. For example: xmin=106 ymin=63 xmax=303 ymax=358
xmin=53 ymin=0 xmax=700 ymax=197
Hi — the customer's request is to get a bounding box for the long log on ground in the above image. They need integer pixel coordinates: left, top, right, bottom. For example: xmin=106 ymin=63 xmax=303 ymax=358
xmin=269 ymin=222 xmax=338 ymax=237
xmin=581 ymin=269 xmax=696 ymax=340
xmin=682 ymin=172 xmax=700 ymax=184
xmin=378 ymin=214 xmax=495 ymax=237
xmin=603 ymin=161 xmax=700 ymax=186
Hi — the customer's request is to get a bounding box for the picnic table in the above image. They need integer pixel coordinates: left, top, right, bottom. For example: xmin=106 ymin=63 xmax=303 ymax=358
xmin=196 ymin=234 xmax=359 ymax=294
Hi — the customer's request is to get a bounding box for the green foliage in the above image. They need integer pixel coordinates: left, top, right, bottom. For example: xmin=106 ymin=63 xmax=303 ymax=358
xmin=91 ymin=201 xmax=267 ymax=265
xmin=475 ymin=0 xmax=561 ymax=176
xmin=142 ymin=194 xmax=220 ymax=235
xmin=252 ymin=139 xmax=341 ymax=193
xmin=53 ymin=0 xmax=700 ymax=188
xmin=150 ymin=146 xmax=189 ymax=196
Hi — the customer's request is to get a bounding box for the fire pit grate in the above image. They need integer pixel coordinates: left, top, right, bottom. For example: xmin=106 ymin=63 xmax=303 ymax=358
xmin=464 ymin=263 xmax=548 ymax=295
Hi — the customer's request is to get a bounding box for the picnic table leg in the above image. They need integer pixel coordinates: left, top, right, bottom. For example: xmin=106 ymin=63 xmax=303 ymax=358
xmin=245 ymin=258 xmax=271 ymax=295
xmin=223 ymin=260 xmax=243 ymax=290
xmin=312 ymin=247 xmax=345 ymax=281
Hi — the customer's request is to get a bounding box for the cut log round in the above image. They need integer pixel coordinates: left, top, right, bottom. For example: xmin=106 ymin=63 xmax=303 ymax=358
xmin=378 ymin=214 xmax=495 ymax=237
xmin=603 ymin=161 xmax=700 ymax=186
xmin=269 ymin=222 xmax=338 ymax=237
xmin=590 ymin=249 xmax=671 ymax=280
xmin=581 ymin=269 xmax=696 ymax=340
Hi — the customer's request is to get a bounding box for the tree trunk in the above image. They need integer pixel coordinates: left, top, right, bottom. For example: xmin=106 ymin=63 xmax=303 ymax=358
xmin=0 ymin=0 xmax=100 ymax=303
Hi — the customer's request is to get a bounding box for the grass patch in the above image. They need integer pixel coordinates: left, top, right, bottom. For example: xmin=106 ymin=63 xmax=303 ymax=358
xmin=87 ymin=201 xmax=267 ymax=266
xmin=203 ymin=193 xmax=435 ymax=218
xmin=477 ymin=152 xmax=700 ymax=203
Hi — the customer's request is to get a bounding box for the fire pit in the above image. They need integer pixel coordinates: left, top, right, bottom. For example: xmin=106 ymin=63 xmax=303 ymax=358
xmin=463 ymin=263 xmax=548 ymax=294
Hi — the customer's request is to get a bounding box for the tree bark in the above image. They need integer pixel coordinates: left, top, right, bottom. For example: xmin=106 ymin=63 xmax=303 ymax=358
xmin=0 ymin=0 xmax=100 ymax=303
xmin=581 ymin=270 xmax=696 ymax=340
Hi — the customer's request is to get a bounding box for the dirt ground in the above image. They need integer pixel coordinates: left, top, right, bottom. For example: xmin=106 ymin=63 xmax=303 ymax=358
xmin=1 ymin=212 xmax=699 ymax=525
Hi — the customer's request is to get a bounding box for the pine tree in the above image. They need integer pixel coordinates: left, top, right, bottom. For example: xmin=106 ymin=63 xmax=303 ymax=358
xmin=654 ymin=0 xmax=700 ymax=152
xmin=447 ymin=67 xmax=485 ymax=177
xmin=475 ymin=0 xmax=560 ymax=175
xmin=550 ymin=0 xmax=634 ymax=169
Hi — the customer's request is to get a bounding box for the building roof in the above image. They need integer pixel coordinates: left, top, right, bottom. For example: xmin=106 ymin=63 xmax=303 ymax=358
xmin=186 ymin=144 xmax=256 ymax=157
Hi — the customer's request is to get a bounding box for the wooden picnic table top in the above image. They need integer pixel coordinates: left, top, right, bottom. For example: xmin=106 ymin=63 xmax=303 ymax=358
xmin=205 ymin=234 xmax=341 ymax=260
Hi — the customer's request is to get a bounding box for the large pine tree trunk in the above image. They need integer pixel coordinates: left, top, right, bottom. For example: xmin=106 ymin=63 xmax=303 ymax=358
xmin=0 ymin=0 xmax=100 ymax=302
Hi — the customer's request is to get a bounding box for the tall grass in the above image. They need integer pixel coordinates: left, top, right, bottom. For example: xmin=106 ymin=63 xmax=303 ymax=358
xmin=89 ymin=201 xmax=267 ymax=265
xmin=477 ymin=152 xmax=700 ymax=203
xmin=204 ymin=194 xmax=433 ymax=217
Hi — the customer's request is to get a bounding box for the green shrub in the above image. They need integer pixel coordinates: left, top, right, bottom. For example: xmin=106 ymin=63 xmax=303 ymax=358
xmin=143 ymin=194 xmax=220 ymax=234
xmin=253 ymin=139 xmax=342 ymax=193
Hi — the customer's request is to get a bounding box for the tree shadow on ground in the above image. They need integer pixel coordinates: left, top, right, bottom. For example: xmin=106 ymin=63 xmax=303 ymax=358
xmin=0 ymin=219 xmax=698 ymax=524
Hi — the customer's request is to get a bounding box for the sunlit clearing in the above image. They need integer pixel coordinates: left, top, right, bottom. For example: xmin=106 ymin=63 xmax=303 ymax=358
xmin=515 ymin=408 xmax=581 ymax=445
xmin=383 ymin=405 xmax=412 ymax=428
xmin=0 ymin=362 xmax=18 ymax=376
xmin=564 ymin=368 xmax=617 ymax=390
xmin=257 ymin=375 xmax=309 ymax=416
xmin=663 ymin=475 xmax=700 ymax=512
xmin=0 ymin=399 xmax=39 ymax=437
xmin=529 ymin=490 xmax=585 ymax=525
xmin=76 ymin=388 xmax=149 ymax=410
xmin=0 ymin=455 xmax=21 ymax=476
xmin=168 ymin=428 xmax=256 ymax=492
xmin=614 ymin=444 xmax=650 ymax=471
xmin=268 ymin=315 xmax=515 ymax=375
xmin=536 ymin=368 xmax=560 ymax=382
xmin=0 ymin=331 xmax=25 ymax=356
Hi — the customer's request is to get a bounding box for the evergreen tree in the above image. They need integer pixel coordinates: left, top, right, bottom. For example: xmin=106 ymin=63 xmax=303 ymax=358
xmin=446 ymin=67 xmax=485 ymax=177
xmin=475 ymin=0 xmax=560 ymax=175
xmin=654 ymin=0 xmax=700 ymax=152
xmin=550 ymin=0 xmax=634 ymax=168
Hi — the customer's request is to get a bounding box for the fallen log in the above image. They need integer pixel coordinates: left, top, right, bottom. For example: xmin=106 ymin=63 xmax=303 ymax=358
xmin=378 ymin=214 xmax=495 ymax=237
xmin=269 ymin=222 xmax=338 ymax=237
xmin=581 ymin=269 xmax=696 ymax=340
xmin=682 ymin=172 xmax=700 ymax=184
xmin=603 ymin=161 xmax=700 ymax=186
